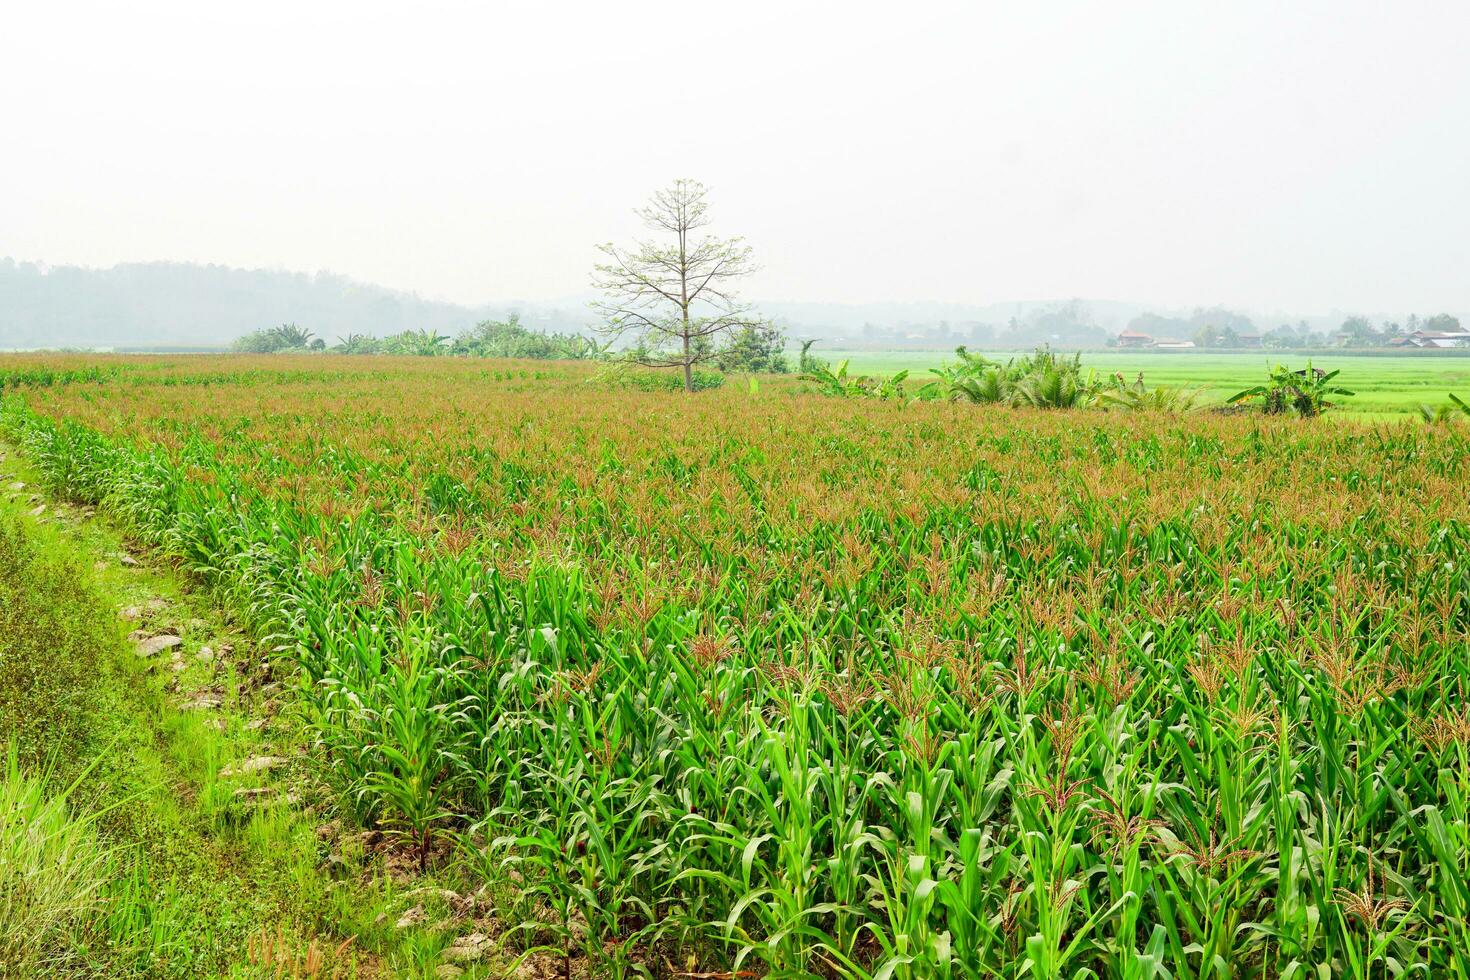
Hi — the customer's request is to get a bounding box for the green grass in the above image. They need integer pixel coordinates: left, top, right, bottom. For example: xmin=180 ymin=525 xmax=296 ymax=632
xmin=0 ymin=444 xmax=498 ymax=979
xmin=0 ymin=514 xmax=120 ymax=772
xmin=0 ymin=749 xmax=119 ymax=977
xmin=821 ymin=348 xmax=1470 ymax=416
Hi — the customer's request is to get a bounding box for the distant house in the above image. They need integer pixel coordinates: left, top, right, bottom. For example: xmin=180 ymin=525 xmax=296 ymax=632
xmin=1116 ymin=328 xmax=1153 ymax=347
xmin=1237 ymin=333 xmax=1263 ymax=348
xmin=1394 ymin=330 xmax=1470 ymax=348
xmin=1152 ymin=339 xmax=1196 ymax=350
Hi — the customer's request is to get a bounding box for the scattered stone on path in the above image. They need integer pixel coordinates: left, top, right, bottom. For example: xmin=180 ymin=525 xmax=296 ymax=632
xmin=219 ymin=756 xmax=286 ymax=778
xmin=118 ymin=553 xmax=140 ymax=567
xmin=179 ymin=695 xmax=222 ymax=711
xmin=435 ymin=966 xmax=465 ymax=979
xmin=245 ymin=718 xmax=269 ymax=732
xmin=123 ymin=599 xmax=168 ymax=621
xmin=401 ymin=887 xmax=468 ymax=915
xmin=395 ymin=906 xmax=426 ymax=930
xmin=8 ymin=481 xmax=23 ymax=491
xmin=135 ymin=634 xmax=183 ymax=658
xmin=233 ymin=786 xmax=276 ymax=801
xmin=402 ymin=886 xmax=463 ymax=901
xmin=246 ymin=789 xmax=296 ymax=807
xmin=29 ymin=504 xmax=45 ymax=517
xmin=515 ymin=955 xmax=563 ymax=979
xmin=195 ymin=646 xmax=214 ymax=662
xmin=441 ymin=933 xmax=491 ymax=963
xmin=324 ymin=853 xmax=351 ymax=878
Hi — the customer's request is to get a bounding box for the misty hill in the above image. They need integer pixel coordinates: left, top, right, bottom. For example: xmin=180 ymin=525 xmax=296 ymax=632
xmin=760 ymin=299 xmax=1158 ymax=348
xmin=4 ymin=257 xmax=1457 ymax=352
xmin=0 ymin=259 xmax=591 ymax=350
xmin=1 ymin=259 xmax=1134 ymax=351
xmin=761 ymin=299 xmax=1148 ymax=333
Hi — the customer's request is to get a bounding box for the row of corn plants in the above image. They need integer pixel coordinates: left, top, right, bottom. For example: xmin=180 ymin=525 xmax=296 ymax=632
xmin=3 ymin=354 xmax=1469 ymax=977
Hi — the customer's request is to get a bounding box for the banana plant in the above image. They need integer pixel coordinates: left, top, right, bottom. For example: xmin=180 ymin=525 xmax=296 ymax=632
xmin=1229 ymin=362 xmax=1353 ymax=417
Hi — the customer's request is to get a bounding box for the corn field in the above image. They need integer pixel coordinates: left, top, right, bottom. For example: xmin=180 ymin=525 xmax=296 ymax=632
xmin=4 ymin=354 xmax=1470 ymax=978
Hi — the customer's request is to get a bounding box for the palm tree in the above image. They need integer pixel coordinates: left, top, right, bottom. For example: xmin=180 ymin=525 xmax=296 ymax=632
xmin=949 ymin=367 xmax=1008 ymax=404
xmin=386 ymin=329 xmax=449 ymax=356
xmin=1008 ymin=360 xmax=1096 ymax=409
xmin=334 ymin=333 xmax=380 ymax=355
xmin=406 ymin=329 xmax=449 ymax=356
xmin=270 ymin=323 xmax=314 ymax=348
xmin=1099 ymin=373 xmax=1205 ymax=412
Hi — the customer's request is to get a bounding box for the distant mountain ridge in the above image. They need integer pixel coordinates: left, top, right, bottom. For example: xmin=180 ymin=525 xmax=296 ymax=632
xmin=1 ymin=257 xmax=1461 ymax=351
xmin=0 ymin=259 xmax=559 ymax=350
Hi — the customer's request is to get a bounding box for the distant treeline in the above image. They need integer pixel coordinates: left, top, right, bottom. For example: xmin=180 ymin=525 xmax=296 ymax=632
xmin=1122 ymin=309 xmax=1463 ymax=349
xmin=854 ymin=303 xmax=1466 ymax=350
xmin=230 ymin=317 xmax=792 ymax=373
xmin=8 ymin=257 xmax=1462 ymax=354
xmin=232 ymin=317 xmax=599 ymax=359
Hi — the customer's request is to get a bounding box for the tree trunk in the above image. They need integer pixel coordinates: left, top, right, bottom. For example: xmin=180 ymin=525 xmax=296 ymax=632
xmin=680 ymin=220 xmax=692 ymax=392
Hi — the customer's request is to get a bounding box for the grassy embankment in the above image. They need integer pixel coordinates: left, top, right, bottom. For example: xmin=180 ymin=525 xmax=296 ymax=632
xmin=0 ymin=444 xmax=501 ymax=979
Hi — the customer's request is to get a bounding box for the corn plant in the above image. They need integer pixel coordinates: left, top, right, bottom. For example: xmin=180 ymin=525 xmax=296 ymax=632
xmin=2 ymin=352 xmax=1468 ymax=976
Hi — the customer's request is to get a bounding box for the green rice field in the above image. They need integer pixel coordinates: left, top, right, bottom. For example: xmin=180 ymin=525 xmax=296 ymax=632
xmin=826 ymin=350 xmax=1470 ymax=417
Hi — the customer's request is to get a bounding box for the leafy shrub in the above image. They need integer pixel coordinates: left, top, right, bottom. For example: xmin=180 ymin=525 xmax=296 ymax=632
xmin=451 ymin=314 xmax=598 ymax=360
xmin=380 ymin=328 xmax=450 ymax=356
xmin=332 ymin=332 xmax=382 ymax=354
xmin=230 ymin=323 xmax=317 ymax=353
xmin=800 ymin=359 xmax=910 ymax=399
xmin=592 ymin=362 xmax=725 ymax=391
xmin=797 ymin=339 xmax=827 ymax=374
xmin=713 ymin=322 xmax=789 ymax=374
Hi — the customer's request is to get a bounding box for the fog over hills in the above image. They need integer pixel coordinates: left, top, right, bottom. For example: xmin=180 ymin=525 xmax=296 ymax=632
xmin=0 ymin=259 xmax=535 ymax=350
xmin=0 ymin=258 xmax=1459 ymax=352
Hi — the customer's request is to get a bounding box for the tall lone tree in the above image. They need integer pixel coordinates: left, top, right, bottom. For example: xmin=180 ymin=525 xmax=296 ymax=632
xmin=593 ymin=179 xmax=762 ymax=392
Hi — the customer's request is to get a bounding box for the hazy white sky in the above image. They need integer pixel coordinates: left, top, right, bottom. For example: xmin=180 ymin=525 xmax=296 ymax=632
xmin=4 ymin=1 xmax=1468 ymax=313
